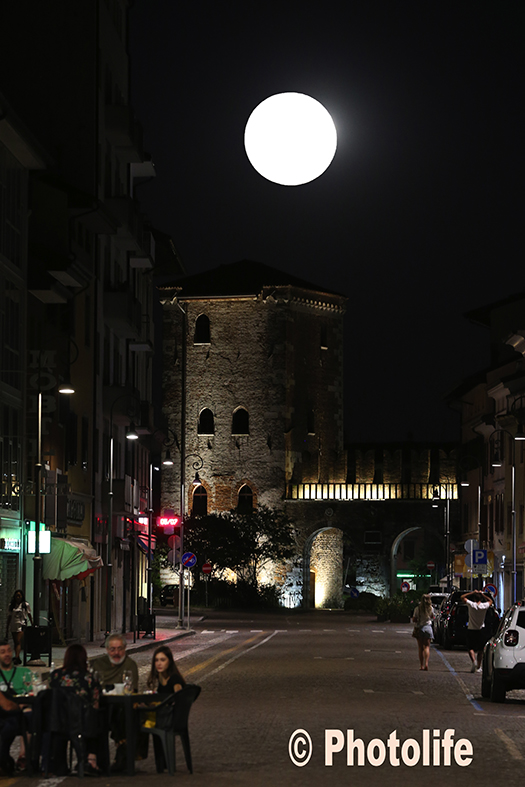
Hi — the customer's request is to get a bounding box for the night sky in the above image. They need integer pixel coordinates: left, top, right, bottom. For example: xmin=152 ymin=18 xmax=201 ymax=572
xmin=129 ymin=1 xmax=523 ymax=443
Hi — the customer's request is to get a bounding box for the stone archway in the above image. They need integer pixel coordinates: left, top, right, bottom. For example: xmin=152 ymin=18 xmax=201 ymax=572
xmin=390 ymin=527 xmax=421 ymax=595
xmin=303 ymin=527 xmax=343 ymax=608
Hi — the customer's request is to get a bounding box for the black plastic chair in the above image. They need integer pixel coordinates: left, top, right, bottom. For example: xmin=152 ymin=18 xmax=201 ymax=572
xmin=43 ymin=688 xmax=103 ymax=778
xmin=140 ymin=684 xmax=201 ymax=775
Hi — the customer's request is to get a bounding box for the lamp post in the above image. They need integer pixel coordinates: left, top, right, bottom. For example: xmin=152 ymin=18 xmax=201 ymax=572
xmin=28 ymin=373 xmax=75 ymax=665
xmin=104 ymin=393 xmax=140 ymax=639
xmin=458 ymin=454 xmax=483 ymax=590
xmin=489 ymin=428 xmax=517 ymax=605
xmin=432 ymin=483 xmax=453 ymax=591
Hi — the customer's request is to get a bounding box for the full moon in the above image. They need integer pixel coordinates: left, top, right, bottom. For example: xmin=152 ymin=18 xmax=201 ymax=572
xmin=244 ymin=92 xmax=337 ymax=186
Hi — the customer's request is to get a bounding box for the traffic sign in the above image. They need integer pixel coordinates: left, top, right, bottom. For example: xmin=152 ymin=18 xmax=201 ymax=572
xmin=401 ymin=581 xmax=410 ymax=593
xmin=349 ymin=587 xmax=359 ymax=598
xmin=427 ymin=561 xmax=436 ymax=570
xmin=167 ymin=535 xmax=181 ymax=549
xmin=473 ymin=549 xmax=487 ymax=565
xmin=202 ymin=562 xmax=212 ymax=575
xmin=484 ymin=584 xmax=497 ymax=596
xmin=182 ymin=551 xmax=197 ymax=568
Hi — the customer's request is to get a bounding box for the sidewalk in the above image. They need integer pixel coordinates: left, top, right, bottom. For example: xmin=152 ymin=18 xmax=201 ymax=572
xmin=25 ymin=616 xmax=202 ymax=674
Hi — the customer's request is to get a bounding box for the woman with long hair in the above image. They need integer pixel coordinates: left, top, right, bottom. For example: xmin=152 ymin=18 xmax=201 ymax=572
xmin=5 ymin=590 xmax=32 ymax=665
xmin=147 ymin=645 xmax=185 ymax=694
xmin=412 ymin=593 xmax=435 ymax=670
xmin=49 ymin=644 xmax=102 ymax=774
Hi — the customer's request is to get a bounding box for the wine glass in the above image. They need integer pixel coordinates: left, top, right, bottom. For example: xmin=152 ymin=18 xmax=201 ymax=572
xmin=122 ymin=670 xmax=133 ymax=695
xmin=23 ymin=671 xmax=33 ymax=695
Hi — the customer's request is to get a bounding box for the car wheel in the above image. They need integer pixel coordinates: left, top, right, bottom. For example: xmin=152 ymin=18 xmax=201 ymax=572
xmin=481 ymin=665 xmax=491 ymax=698
xmin=490 ymin=671 xmax=506 ymax=703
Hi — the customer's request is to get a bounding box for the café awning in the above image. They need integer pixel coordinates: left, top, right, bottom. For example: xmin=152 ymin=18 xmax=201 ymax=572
xmin=42 ymin=537 xmax=104 ymax=582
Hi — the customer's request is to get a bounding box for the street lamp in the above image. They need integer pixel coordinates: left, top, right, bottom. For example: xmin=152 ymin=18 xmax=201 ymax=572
xmin=432 ymin=483 xmax=453 ymax=591
xmin=28 ymin=383 xmax=75 ymax=666
xmin=489 ymin=428 xmax=517 ymax=605
xmin=458 ymin=454 xmax=483 ymax=590
xmin=105 ymin=392 xmax=141 ymax=640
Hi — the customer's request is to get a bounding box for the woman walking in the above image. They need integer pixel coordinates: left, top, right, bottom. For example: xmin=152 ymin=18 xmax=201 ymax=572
xmin=5 ymin=590 xmax=32 ymax=664
xmin=412 ymin=593 xmax=435 ymax=670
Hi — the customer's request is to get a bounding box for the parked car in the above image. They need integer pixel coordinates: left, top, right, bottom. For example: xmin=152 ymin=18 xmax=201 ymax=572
xmin=482 ymin=601 xmax=525 ymax=702
xmin=159 ymin=585 xmax=177 ymax=607
xmin=436 ymin=591 xmax=499 ymax=649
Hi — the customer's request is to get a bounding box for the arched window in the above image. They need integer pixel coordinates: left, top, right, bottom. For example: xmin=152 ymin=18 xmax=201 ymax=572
xmin=232 ymin=407 xmax=249 ymax=435
xmin=237 ymin=484 xmax=254 ymax=514
xmin=198 ymin=408 xmax=214 ymax=434
xmin=194 ymin=314 xmax=210 ymax=344
xmin=192 ymin=485 xmax=207 ymax=516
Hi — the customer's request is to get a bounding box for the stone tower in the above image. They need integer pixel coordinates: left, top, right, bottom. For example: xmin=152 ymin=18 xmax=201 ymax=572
xmin=159 ymin=260 xmax=347 ymax=531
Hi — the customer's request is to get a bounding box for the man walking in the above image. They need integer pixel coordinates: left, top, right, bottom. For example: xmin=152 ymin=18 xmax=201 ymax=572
xmin=461 ymin=591 xmax=493 ymax=672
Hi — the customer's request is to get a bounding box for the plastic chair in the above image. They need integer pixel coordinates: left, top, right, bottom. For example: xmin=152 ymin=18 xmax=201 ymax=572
xmin=140 ymin=684 xmax=201 ymax=774
xmin=44 ymin=688 xmax=102 ymax=778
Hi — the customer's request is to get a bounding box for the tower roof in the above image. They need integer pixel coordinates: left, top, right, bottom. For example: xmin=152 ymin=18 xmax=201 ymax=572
xmin=158 ymin=259 xmax=346 ymax=301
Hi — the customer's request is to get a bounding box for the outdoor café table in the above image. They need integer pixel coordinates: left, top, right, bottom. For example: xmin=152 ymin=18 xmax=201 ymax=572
xmin=100 ymin=691 xmax=161 ymax=776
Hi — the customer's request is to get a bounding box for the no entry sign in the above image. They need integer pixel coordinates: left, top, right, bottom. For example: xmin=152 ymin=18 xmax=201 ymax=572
xmin=202 ymin=562 xmax=212 ymax=574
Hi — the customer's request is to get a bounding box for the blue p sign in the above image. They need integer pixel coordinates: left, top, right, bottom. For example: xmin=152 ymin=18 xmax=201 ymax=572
xmin=473 ymin=549 xmax=487 ymax=565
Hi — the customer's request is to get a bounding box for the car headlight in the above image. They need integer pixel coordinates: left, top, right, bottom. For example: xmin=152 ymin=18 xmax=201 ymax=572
xmin=504 ymin=629 xmax=519 ymax=647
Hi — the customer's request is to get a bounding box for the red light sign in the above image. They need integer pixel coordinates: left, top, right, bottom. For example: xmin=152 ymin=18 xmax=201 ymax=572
xmin=157 ymin=516 xmax=180 ymax=527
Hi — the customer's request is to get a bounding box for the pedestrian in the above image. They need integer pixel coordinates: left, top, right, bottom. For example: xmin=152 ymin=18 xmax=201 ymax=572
xmin=91 ymin=634 xmax=139 ymax=772
xmin=412 ymin=593 xmax=434 ymax=670
xmin=5 ymin=590 xmax=32 ymax=665
xmin=461 ymin=590 xmax=493 ymax=672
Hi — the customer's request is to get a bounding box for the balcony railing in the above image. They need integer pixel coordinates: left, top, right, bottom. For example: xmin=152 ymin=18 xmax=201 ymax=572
xmin=287 ymin=482 xmax=458 ymax=502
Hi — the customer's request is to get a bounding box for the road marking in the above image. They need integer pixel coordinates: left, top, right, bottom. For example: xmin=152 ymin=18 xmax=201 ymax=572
xmin=34 ymin=778 xmax=66 ymax=787
xmin=250 ymin=629 xmax=263 ymax=632
xmin=364 ymin=689 xmax=374 ymax=693
xmin=323 ymin=629 xmax=336 ymax=632
xmin=396 ymin=630 xmax=412 ymax=634
xmin=347 ymin=629 xmax=361 ymax=632
xmin=494 ymin=728 xmax=523 ymax=760
xmin=197 ymin=631 xmax=279 ymax=681
xmin=435 ymin=648 xmax=485 ymax=712
xmin=372 ymin=630 xmax=385 ymax=633
xmin=412 ymin=691 xmax=424 ymax=695
xmin=299 ymin=629 xmax=311 ymax=631
xmin=225 ymin=630 xmax=239 ymax=633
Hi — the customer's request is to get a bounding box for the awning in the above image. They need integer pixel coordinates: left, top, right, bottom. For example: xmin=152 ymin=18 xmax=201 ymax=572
xmin=135 ymin=533 xmax=156 ymax=561
xmin=42 ymin=537 xmax=104 ymax=581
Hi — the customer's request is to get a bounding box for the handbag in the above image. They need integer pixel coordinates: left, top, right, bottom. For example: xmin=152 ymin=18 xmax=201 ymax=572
xmin=411 ymin=626 xmax=420 ymax=638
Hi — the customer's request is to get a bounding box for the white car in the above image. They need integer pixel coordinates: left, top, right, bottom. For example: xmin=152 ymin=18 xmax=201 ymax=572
xmin=482 ymin=601 xmax=525 ymax=702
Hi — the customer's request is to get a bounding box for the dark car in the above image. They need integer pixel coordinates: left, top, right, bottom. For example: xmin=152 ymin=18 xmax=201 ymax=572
xmin=438 ymin=591 xmax=499 ymax=650
xmin=159 ymin=585 xmax=177 ymax=607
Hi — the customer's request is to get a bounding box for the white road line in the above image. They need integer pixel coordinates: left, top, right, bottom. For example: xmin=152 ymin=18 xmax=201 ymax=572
xmin=494 ymin=728 xmax=524 ymax=760
xmin=250 ymin=629 xmax=263 ymax=632
xmin=225 ymin=630 xmax=239 ymax=633
xmin=35 ymin=777 xmax=66 ymax=787
xmin=348 ymin=629 xmax=361 ymax=632
xmin=364 ymin=689 xmax=374 ymax=693
xmin=199 ymin=631 xmax=279 ymax=681
xmin=372 ymin=630 xmax=385 ymax=633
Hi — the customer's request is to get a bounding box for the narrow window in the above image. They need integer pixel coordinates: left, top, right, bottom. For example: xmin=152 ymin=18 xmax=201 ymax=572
xmin=194 ymin=314 xmax=210 ymax=344
xmin=192 ymin=485 xmax=207 ymax=516
xmin=232 ymin=407 xmax=249 ymax=435
xmin=198 ymin=408 xmax=214 ymax=435
xmin=307 ymin=410 xmax=315 ymax=435
xmin=320 ymin=324 xmax=328 ymax=350
xmin=237 ymin=484 xmax=254 ymax=514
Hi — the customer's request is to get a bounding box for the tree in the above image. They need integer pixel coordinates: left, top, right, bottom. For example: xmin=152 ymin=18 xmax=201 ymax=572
xmin=185 ymin=505 xmax=296 ymax=588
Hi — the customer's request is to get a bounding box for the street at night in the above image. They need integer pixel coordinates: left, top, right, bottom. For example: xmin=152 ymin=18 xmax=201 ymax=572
xmin=17 ymin=609 xmax=525 ymax=787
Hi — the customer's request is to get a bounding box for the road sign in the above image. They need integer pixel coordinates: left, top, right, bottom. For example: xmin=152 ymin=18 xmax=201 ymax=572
xmin=202 ymin=562 xmax=212 ymax=574
xmin=167 ymin=535 xmax=181 ymax=549
xmin=473 ymin=549 xmax=487 ymax=565
xmin=484 ymin=584 xmax=497 ymax=596
xmin=427 ymin=561 xmax=436 ymax=570
xmin=401 ymin=581 xmax=410 ymax=593
xmin=349 ymin=587 xmax=359 ymax=598
xmin=182 ymin=551 xmax=197 ymax=568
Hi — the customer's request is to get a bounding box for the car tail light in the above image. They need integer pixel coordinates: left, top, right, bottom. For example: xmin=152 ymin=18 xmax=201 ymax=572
xmin=504 ymin=629 xmax=519 ymax=646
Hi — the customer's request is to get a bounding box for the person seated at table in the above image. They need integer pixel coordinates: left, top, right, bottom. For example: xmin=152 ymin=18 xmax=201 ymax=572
xmin=91 ymin=634 xmax=138 ymax=772
xmin=0 ymin=639 xmax=33 ymax=771
xmin=49 ymin=644 xmax=102 ymax=775
xmin=147 ymin=645 xmax=185 ymax=696
xmin=0 ymin=683 xmax=25 ymax=776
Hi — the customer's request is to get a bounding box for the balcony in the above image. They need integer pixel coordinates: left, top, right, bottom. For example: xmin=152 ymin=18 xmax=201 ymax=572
xmin=103 ymin=288 xmax=142 ymax=339
xmin=106 ymin=196 xmax=144 ymax=253
xmin=105 ymin=104 xmax=144 ymax=163
xmin=130 ymin=230 xmax=155 ymax=269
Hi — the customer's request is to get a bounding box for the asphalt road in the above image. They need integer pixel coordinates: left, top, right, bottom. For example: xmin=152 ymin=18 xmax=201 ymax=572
xmin=12 ymin=609 xmax=525 ymax=786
